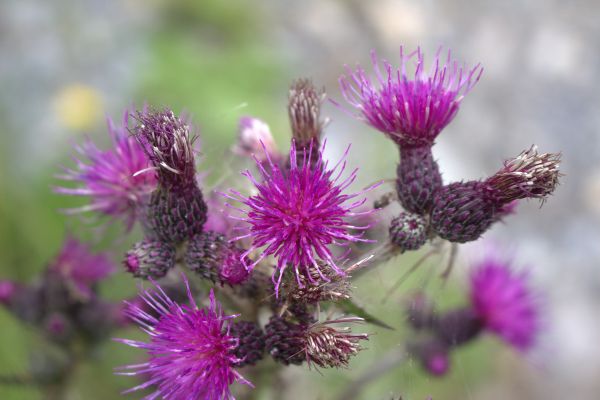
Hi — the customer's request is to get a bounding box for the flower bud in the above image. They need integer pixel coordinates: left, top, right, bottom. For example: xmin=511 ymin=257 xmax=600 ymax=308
xmin=124 ymin=239 xmax=176 ymax=279
xmin=389 ymin=212 xmax=428 ymax=252
xmin=288 ymin=79 xmax=326 ymax=149
xmin=185 ymin=231 xmax=250 ymax=285
xmin=43 ymin=312 xmax=73 ymax=343
xmin=229 ymin=321 xmax=266 ymax=367
xmin=408 ymin=339 xmax=450 ymax=377
xmin=233 ymin=117 xmax=279 ymax=162
xmin=264 ymin=315 xmax=307 ymax=365
xmin=0 ymin=280 xmax=18 ymax=305
xmin=430 ymin=181 xmax=495 ymax=243
xmin=433 ymin=308 xmax=483 ymax=347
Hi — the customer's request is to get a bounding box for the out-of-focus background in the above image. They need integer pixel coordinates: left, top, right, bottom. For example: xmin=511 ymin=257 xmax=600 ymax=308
xmin=1 ymin=0 xmax=599 ymax=399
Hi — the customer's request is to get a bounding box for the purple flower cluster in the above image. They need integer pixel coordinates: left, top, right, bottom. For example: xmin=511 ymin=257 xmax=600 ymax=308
xmin=49 ymin=236 xmax=114 ymax=299
xmin=0 ymin=237 xmax=129 ymax=347
xmin=406 ymin=253 xmax=539 ymax=376
xmin=337 ymin=47 xmax=560 ymax=249
xmin=36 ymin=45 xmax=561 ymax=399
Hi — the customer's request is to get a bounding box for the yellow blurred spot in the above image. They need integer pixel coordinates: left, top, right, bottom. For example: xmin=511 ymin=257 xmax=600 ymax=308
xmin=54 ymin=84 xmax=103 ymax=131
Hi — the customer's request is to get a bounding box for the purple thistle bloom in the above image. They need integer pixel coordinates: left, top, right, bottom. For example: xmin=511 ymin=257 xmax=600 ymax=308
xmin=49 ymin=237 xmax=114 ymax=300
xmin=337 ymin=47 xmax=482 ymax=147
xmin=115 ymin=276 xmax=251 ymax=400
xmin=224 ymin=141 xmax=377 ymax=294
xmin=55 ymin=109 xmax=157 ymax=230
xmin=469 ymin=256 xmax=539 ymax=351
xmin=0 ymin=280 xmax=18 ymax=305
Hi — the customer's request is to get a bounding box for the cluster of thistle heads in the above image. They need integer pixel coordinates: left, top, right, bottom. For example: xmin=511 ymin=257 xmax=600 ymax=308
xmin=0 ymin=238 xmax=132 ymax=384
xmin=1 ymin=46 xmax=561 ymax=399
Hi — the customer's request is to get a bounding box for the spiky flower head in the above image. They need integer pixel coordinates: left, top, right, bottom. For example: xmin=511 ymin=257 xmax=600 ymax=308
xmin=115 ymin=276 xmax=251 ymax=400
xmin=225 ymin=141 xmax=376 ymax=294
xmin=338 ymin=47 xmax=482 ymax=147
xmin=288 ymin=79 xmax=327 ymax=148
xmin=233 ymin=116 xmax=279 ymax=163
xmin=55 ymin=109 xmax=157 ymax=229
xmin=485 ymin=146 xmax=561 ymax=204
xmin=469 ymin=256 xmax=539 ymax=351
xmin=134 ymin=109 xmax=197 ymax=189
xmin=49 ymin=237 xmax=114 ymax=300
xmin=304 ymin=317 xmax=368 ymax=369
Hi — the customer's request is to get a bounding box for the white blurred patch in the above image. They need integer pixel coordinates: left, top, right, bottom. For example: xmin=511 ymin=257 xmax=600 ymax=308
xmin=528 ymin=24 xmax=585 ymax=81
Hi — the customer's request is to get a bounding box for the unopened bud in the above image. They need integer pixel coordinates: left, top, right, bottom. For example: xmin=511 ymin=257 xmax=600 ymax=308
xmin=229 ymin=321 xmax=266 ymax=367
xmin=124 ymin=239 xmax=176 ymax=279
xmin=389 ymin=212 xmax=428 ymax=252
xmin=288 ymin=79 xmax=327 ymax=148
xmin=233 ymin=116 xmax=279 ymax=162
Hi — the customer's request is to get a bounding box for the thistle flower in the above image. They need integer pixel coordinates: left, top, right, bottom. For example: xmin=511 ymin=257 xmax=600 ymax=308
xmin=288 ymin=79 xmax=327 ymax=148
xmin=338 ymin=47 xmax=482 ymax=147
xmin=469 ymin=257 xmax=539 ymax=351
xmin=485 ymin=146 xmax=561 ymax=204
xmin=304 ymin=317 xmax=368 ymax=369
xmin=225 ymin=141 xmax=377 ymax=294
xmin=49 ymin=237 xmax=114 ymax=300
xmin=55 ymin=109 xmax=156 ymax=229
xmin=134 ymin=109 xmax=197 ymax=189
xmin=135 ymin=109 xmax=208 ymax=242
xmin=431 ymin=147 xmax=561 ymax=243
xmin=233 ymin=116 xmax=280 ymax=163
xmin=115 ymin=277 xmax=251 ymax=400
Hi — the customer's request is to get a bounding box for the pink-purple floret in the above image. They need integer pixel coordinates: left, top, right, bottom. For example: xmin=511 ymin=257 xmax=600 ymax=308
xmin=470 ymin=258 xmax=539 ymax=351
xmin=225 ymin=141 xmax=377 ymax=293
xmin=50 ymin=237 xmax=115 ymax=299
xmin=115 ymin=278 xmax=250 ymax=400
xmin=338 ymin=47 xmax=482 ymax=146
xmin=55 ymin=109 xmax=156 ymax=229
